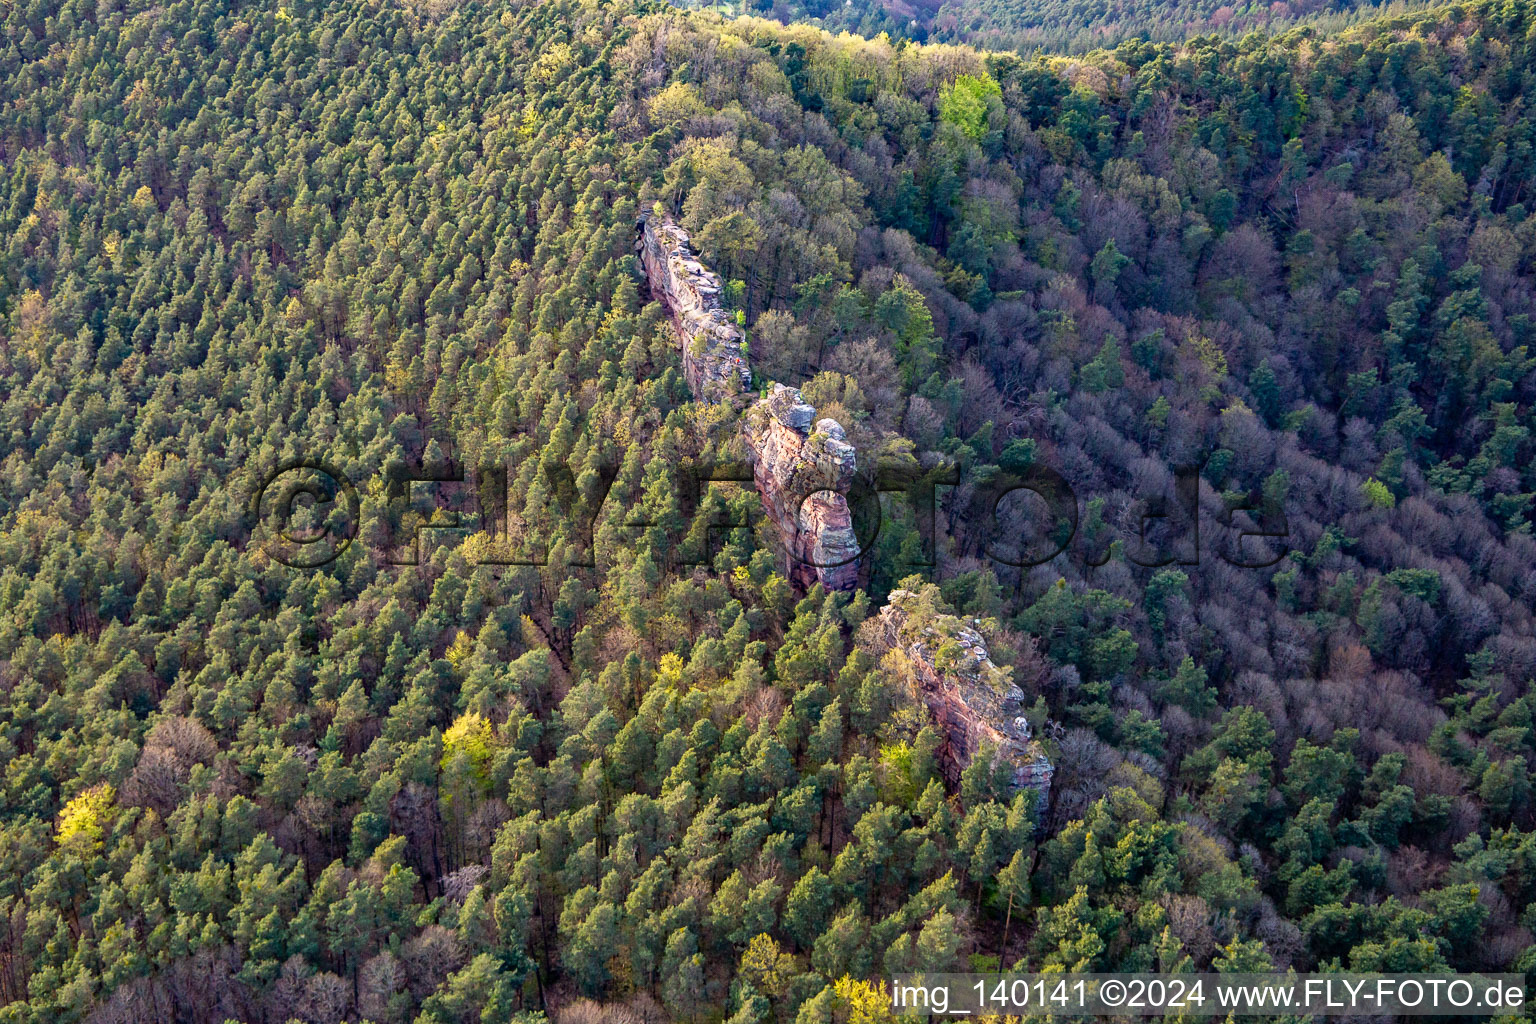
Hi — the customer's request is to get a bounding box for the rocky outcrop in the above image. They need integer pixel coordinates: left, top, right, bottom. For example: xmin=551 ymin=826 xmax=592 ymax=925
xmin=635 ymin=214 xmax=752 ymax=402
xmin=743 ymin=384 xmax=862 ymax=591
xmin=636 ymin=214 xmax=860 ymax=591
xmin=878 ymin=589 xmax=1054 ymax=822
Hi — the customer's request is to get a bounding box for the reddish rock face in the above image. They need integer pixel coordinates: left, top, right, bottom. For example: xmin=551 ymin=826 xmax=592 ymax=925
xmin=636 ymin=214 xmax=861 ymax=592
xmin=635 ymin=215 xmax=751 ymax=402
xmin=638 ymin=219 xmax=1046 ymax=823
xmin=743 ymin=384 xmax=861 ymax=592
xmin=878 ymin=590 xmax=1054 ymax=824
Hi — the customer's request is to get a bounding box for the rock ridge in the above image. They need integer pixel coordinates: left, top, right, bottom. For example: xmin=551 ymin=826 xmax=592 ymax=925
xmin=637 ymin=215 xmax=861 ymax=590
xmin=743 ymin=384 xmax=862 ymax=592
xmin=638 ymin=215 xmax=1047 ymax=823
xmin=635 ymin=214 xmax=752 ymax=402
xmin=878 ymin=589 xmax=1054 ymax=823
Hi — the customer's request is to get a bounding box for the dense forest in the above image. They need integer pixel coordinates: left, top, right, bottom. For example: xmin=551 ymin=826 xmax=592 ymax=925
xmin=921 ymin=0 xmax=1438 ymax=53
xmin=677 ymin=0 xmax=1442 ymax=55
xmin=1 ymin=0 xmax=1536 ymax=1021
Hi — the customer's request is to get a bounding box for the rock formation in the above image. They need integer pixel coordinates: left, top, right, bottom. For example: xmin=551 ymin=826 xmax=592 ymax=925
xmin=635 ymin=214 xmax=752 ymax=402
xmin=636 ymin=214 xmax=861 ymax=590
xmin=878 ymin=589 xmax=1054 ymax=822
xmin=743 ymin=384 xmax=862 ymax=591
xmin=638 ymin=215 xmax=1048 ymax=828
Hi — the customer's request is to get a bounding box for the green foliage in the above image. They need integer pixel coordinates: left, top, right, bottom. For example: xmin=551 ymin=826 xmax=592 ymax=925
xmin=1079 ymin=337 xmax=1126 ymax=393
xmin=938 ymin=74 xmax=1003 ymax=141
xmin=1360 ymin=477 xmax=1396 ymax=509
xmin=3 ymin=0 xmax=1536 ymax=1016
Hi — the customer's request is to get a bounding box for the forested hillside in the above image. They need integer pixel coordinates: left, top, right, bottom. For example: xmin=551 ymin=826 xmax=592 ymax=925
xmin=1 ymin=0 xmax=1535 ymax=1021
xmin=922 ymin=0 xmax=1431 ymax=53
xmin=680 ymin=0 xmax=1434 ymax=55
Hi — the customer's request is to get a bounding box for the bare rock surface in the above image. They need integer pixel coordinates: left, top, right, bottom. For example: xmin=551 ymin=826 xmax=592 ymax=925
xmin=636 ymin=215 xmax=752 ymax=402
xmin=637 ymin=215 xmax=860 ymax=590
xmin=743 ymin=384 xmax=861 ymax=592
xmin=878 ymin=589 xmax=1055 ymax=820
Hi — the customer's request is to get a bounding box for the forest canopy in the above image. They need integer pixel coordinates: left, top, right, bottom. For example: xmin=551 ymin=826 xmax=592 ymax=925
xmin=0 ymin=0 xmax=1535 ymax=1021
xmin=674 ymin=0 xmax=1447 ymax=55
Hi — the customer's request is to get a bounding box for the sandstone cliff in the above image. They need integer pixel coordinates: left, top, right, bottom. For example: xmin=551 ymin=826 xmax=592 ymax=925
xmin=635 ymin=215 xmax=752 ymax=402
xmin=638 ymin=216 xmax=1047 ymax=827
xmin=743 ymin=384 xmax=862 ymax=592
xmin=636 ymin=215 xmax=860 ymax=590
xmin=878 ymin=589 xmax=1054 ymax=821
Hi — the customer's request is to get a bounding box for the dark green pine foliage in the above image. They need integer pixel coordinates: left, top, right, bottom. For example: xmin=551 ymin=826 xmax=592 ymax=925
xmin=2 ymin=0 xmax=1536 ymax=1020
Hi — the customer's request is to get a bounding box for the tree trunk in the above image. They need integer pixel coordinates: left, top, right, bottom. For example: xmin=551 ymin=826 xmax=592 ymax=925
xmin=1001 ymin=891 xmax=1014 ymax=967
